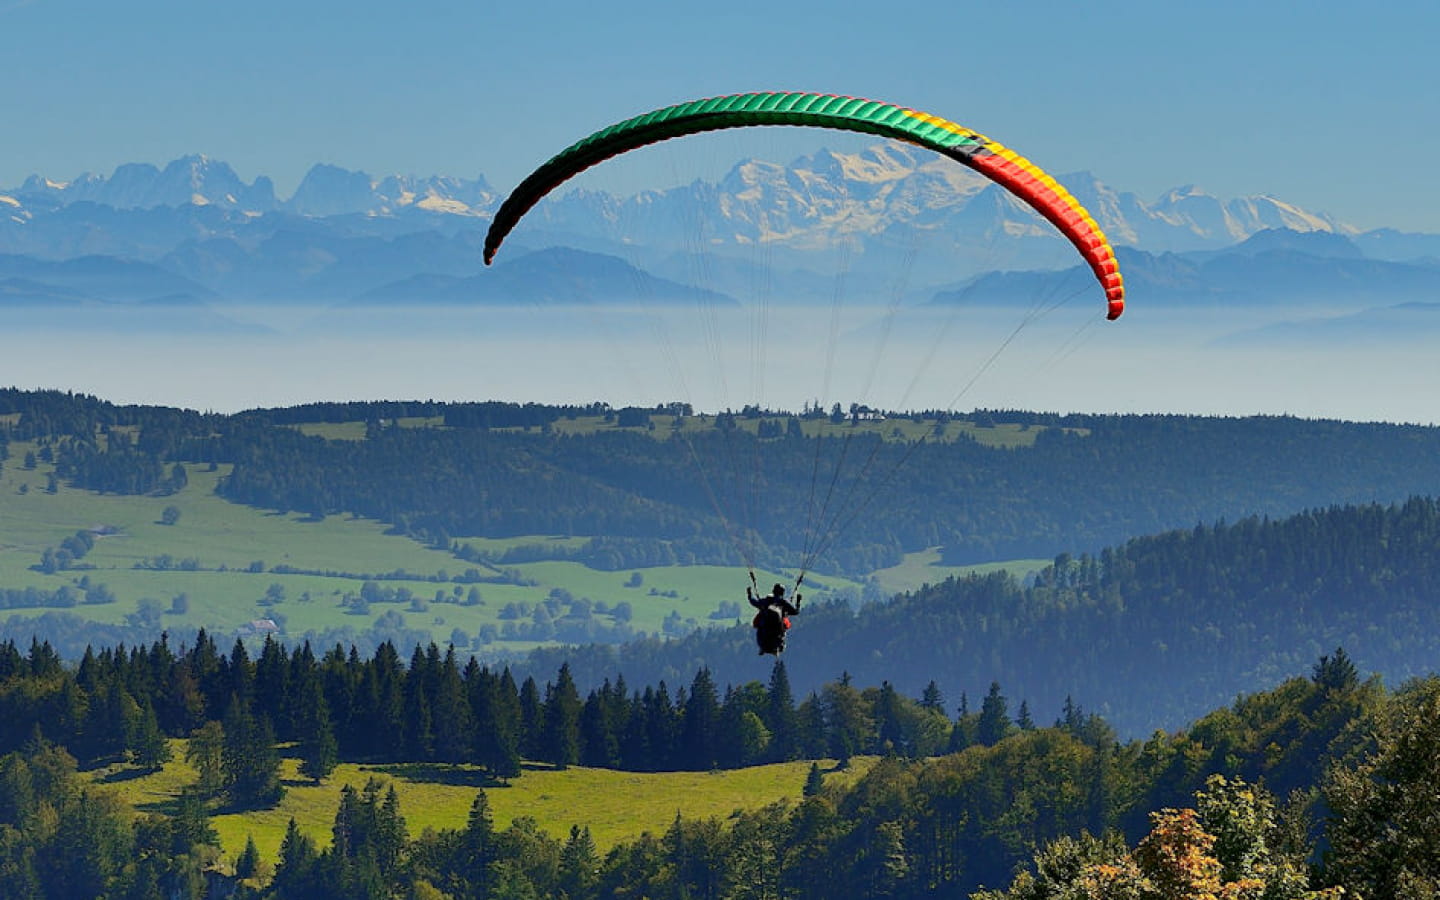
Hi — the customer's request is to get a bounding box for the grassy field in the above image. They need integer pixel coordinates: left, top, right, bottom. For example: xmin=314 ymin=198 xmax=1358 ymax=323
xmin=94 ymin=743 xmax=877 ymax=867
xmin=289 ymin=417 xmax=445 ymax=440
xmin=288 ymin=412 xmax=1073 ymax=449
xmin=506 ymin=413 xmax=1069 ymax=448
xmin=870 ymin=547 xmax=1048 ymax=596
xmin=0 ymin=430 xmax=1042 ymax=652
xmin=0 ymin=445 xmax=802 ymax=643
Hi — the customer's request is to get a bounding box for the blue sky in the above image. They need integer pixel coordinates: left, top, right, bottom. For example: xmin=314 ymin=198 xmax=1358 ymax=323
xmin=3 ymin=0 xmax=1438 ymax=232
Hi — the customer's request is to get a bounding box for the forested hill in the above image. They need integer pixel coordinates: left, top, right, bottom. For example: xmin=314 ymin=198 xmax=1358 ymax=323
xmin=8 ymin=389 xmax=1440 ymax=572
xmin=516 ymin=496 xmax=1440 ymax=736
xmin=207 ymin=411 xmax=1440 ymax=569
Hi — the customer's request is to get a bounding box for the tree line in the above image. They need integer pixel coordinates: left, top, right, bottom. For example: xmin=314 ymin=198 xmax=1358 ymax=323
xmin=200 ymin=411 xmax=1440 ymax=572
xmin=3 ymin=645 xmax=1436 ymax=898
xmin=0 ymin=628 xmax=1055 ymax=800
xmin=10 ymin=388 xmax=1440 ymax=572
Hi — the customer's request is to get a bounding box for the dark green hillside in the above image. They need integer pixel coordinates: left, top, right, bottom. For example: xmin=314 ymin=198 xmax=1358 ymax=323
xmin=516 ymin=497 xmax=1440 ymax=736
xmin=7 ymin=389 xmax=1440 ymax=576
xmin=206 ymin=410 xmax=1440 ymax=571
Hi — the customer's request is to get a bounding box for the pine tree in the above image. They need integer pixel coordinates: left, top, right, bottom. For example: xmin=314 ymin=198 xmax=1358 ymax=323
xmin=1312 ymin=646 xmax=1359 ymax=692
xmin=364 ymin=641 xmax=407 ymax=759
xmin=186 ymin=628 xmax=225 ymax=716
xmin=1059 ymin=695 xmax=1085 ymax=734
xmin=519 ymin=676 xmax=543 ymax=761
xmin=472 ymin=667 xmax=522 ymax=779
xmin=331 ymin=783 xmax=361 ymax=860
xmin=618 ymin=689 xmax=652 ymax=770
xmin=681 ymin=668 xmax=720 ymax=769
xmin=224 ymin=639 xmax=254 ymax=706
xmin=579 ymin=689 xmax=619 ymax=768
xmin=803 ymin=762 xmax=825 ymax=797
xmin=796 ymin=692 xmax=829 ymax=759
xmin=26 ymin=638 xmax=61 ymax=679
xmin=461 ymin=789 xmax=497 ymax=897
xmin=977 ymin=682 xmax=1011 ymax=746
xmin=292 ymin=654 xmax=338 ymax=782
xmin=541 ymin=664 xmax=582 ymax=769
xmin=0 ymin=641 xmax=24 ymax=683
xmin=560 ymin=825 xmax=600 ymax=900
xmin=431 ymin=647 xmax=474 ymax=764
xmin=321 ymin=644 xmax=360 ymax=755
xmin=283 ymin=641 xmax=319 ymax=743
xmin=299 ymin=703 xmax=339 ymax=784
xmin=81 ymin=682 xmax=134 ymax=762
xmin=236 ymin=834 xmax=261 ymax=879
xmin=376 ymin=784 xmax=408 ymax=875
xmin=767 ymin=661 xmax=800 ymax=761
xmin=253 ymin=636 xmax=291 ymax=740
xmin=171 ymin=787 xmax=220 ymax=851
xmin=126 ymin=700 xmax=171 ymax=771
xmin=403 ymin=680 xmax=435 ymax=761
xmin=272 ymin=818 xmax=318 ymax=897
xmin=920 ymin=680 xmax=946 ymax=714
xmin=822 ymin=676 xmax=872 ymax=766
xmin=186 ymin=720 xmax=225 ymax=796
xmin=1015 ymin=700 xmax=1035 ymax=731
xmin=221 ymin=697 xmax=283 ymax=808
xmin=645 ymin=683 xmax=680 ymax=771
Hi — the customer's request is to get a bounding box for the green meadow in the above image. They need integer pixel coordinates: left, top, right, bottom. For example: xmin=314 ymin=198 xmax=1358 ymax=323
xmin=543 ymin=413 xmax=1068 ymax=448
xmin=95 ymin=743 xmax=878 ymax=866
xmin=0 ymin=428 xmax=1037 ymax=651
xmin=288 ymin=412 xmax=1070 ymax=449
xmin=0 ymin=443 xmax=793 ymax=644
xmin=870 ymin=547 xmax=1047 ymax=596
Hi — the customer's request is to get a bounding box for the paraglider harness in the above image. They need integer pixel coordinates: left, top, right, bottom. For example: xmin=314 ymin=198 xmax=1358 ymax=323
xmin=748 ymin=575 xmax=800 ymax=656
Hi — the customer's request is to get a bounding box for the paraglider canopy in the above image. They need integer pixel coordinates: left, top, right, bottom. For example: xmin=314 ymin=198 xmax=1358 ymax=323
xmin=484 ymin=91 xmax=1124 ymax=320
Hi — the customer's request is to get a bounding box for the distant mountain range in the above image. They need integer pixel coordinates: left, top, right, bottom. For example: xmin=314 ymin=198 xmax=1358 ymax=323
xmin=7 ymin=155 xmax=494 ymax=218
xmin=2 ymin=150 xmax=1438 ymax=316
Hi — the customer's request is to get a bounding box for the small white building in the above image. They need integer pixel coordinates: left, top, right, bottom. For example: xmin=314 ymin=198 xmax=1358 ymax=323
xmin=239 ymin=618 xmax=280 ymax=636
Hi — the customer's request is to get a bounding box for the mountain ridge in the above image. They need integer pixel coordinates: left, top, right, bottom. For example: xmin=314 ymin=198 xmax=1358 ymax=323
xmin=3 ymin=151 xmax=1439 ymax=319
xmin=8 ymin=149 xmax=1433 ymax=262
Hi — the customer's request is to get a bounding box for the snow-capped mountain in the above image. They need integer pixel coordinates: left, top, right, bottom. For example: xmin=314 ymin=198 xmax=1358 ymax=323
xmin=1 ymin=150 xmax=1438 ymax=309
xmin=286 ymin=165 xmax=496 ymax=217
xmin=1144 ymin=185 xmax=1346 ymax=247
xmin=1 ymin=148 xmax=1353 ymax=254
xmin=498 ymin=144 xmax=1367 ymax=281
xmin=15 ymin=155 xmax=278 ymax=212
xmin=5 ymin=158 xmax=495 ymax=219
